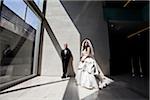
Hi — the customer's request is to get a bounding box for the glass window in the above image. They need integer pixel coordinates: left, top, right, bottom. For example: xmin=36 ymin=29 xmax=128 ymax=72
xmin=0 ymin=0 xmax=43 ymax=90
xmin=34 ymin=0 xmax=44 ymax=11
xmin=0 ymin=1 xmax=37 ymax=86
xmin=3 ymin=0 xmax=27 ymax=19
xmin=25 ymin=7 xmax=40 ymax=29
xmin=0 ymin=15 xmax=35 ymax=85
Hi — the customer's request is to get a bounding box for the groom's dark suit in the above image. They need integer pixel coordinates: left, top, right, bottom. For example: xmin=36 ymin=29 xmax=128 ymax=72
xmin=61 ymin=48 xmax=72 ymax=78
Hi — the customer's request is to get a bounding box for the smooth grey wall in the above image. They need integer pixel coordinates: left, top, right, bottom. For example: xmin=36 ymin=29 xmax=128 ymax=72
xmin=61 ymin=1 xmax=110 ymax=75
xmin=41 ymin=0 xmax=80 ymax=76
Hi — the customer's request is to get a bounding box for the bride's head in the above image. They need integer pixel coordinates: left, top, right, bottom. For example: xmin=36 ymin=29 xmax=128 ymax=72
xmin=81 ymin=38 xmax=94 ymax=56
xmin=83 ymin=40 xmax=89 ymax=48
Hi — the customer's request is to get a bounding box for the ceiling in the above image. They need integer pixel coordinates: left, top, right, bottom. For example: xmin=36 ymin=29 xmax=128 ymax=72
xmin=103 ymin=1 xmax=149 ymax=9
xmin=103 ymin=1 xmax=149 ymax=37
xmin=108 ymin=20 xmax=148 ymax=36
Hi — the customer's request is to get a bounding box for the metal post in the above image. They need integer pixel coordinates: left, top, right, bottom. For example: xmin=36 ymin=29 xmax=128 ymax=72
xmin=131 ymin=57 xmax=135 ymax=77
xmin=139 ymin=56 xmax=143 ymax=77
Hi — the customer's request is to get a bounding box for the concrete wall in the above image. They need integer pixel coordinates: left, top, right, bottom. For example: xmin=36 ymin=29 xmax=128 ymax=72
xmin=41 ymin=0 xmax=80 ymax=76
xmin=61 ymin=1 xmax=110 ymax=75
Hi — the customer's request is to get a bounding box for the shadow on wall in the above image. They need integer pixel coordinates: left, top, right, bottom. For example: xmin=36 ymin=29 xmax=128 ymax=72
xmin=43 ymin=20 xmax=63 ymax=58
xmin=61 ymin=1 xmax=110 ymax=75
xmin=67 ymin=56 xmax=75 ymax=77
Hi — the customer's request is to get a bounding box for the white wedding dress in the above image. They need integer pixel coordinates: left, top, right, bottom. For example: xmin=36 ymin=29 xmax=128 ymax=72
xmin=76 ymin=39 xmax=113 ymax=89
xmin=76 ymin=57 xmax=113 ymax=89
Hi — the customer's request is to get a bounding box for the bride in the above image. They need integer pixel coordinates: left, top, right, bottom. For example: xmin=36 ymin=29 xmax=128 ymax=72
xmin=75 ymin=39 xmax=113 ymax=89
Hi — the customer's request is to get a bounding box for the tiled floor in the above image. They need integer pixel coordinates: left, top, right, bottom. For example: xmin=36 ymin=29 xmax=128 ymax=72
xmin=0 ymin=75 xmax=149 ymax=100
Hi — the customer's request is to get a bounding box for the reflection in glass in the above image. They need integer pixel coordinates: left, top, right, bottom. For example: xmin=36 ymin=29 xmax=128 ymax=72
xmin=3 ymin=0 xmax=27 ymax=19
xmin=0 ymin=4 xmax=36 ymax=84
xmin=0 ymin=0 xmax=43 ymax=89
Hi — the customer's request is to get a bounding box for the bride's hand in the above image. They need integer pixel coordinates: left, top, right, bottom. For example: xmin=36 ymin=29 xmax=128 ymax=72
xmin=81 ymin=59 xmax=84 ymax=63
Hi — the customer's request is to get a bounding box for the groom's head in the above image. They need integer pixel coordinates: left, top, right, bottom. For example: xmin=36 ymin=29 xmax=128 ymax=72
xmin=64 ymin=43 xmax=68 ymax=49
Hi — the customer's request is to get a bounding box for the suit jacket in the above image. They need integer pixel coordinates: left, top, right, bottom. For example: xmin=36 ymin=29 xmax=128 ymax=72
xmin=61 ymin=48 xmax=72 ymax=61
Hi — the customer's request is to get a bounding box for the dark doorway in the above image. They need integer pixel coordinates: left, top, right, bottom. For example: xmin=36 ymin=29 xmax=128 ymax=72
xmin=108 ymin=21 xmax=149 ymax=76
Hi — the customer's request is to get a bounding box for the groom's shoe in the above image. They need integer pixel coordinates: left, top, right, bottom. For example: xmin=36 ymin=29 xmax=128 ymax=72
xmin=61 ymin=75 xmax=66 ymax=78
xmin=67 ymin=75 xmax=71 ymax=77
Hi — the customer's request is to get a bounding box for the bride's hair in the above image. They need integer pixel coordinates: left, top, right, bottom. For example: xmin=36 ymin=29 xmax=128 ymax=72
xmin=81 ymin=38 xmax=94 ymax=57
xmin=83 ymin=40 xmax=90 ymax=51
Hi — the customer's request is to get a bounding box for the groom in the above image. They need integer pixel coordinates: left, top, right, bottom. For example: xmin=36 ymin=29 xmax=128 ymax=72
xmin=61 ymin=43 xmax=72 ymax=78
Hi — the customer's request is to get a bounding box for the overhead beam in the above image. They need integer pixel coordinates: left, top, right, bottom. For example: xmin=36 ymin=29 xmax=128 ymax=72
xmin=127 ymin=26 xmax=150 ymax=38
xmin=123 ymin=0 xmax=132 ymax=7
